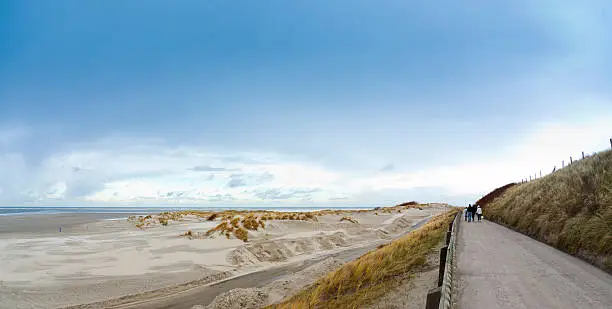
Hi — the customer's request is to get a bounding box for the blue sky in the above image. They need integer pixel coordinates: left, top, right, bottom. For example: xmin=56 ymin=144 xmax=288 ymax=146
xmin=1 ymin=1 xmax=611 ymax=206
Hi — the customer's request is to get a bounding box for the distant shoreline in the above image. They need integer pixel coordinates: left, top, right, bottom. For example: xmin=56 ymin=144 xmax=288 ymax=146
xmin=0 ymin=206 xmax=374 ymax=216
xmin=0 ymin=212 xmax=140 ymax=234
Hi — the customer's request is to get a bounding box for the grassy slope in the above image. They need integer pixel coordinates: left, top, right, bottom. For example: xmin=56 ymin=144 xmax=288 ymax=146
xmin=483 ymin=150 xmax=612 ymax=272
xmin=266 ymin=209 xmax=459 ymax=309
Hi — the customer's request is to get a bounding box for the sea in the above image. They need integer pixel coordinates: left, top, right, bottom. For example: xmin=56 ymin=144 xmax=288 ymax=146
xmin=0 ymin=206 xmax=373 ymax=216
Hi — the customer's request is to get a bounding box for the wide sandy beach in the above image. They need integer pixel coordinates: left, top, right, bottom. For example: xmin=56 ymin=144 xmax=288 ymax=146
xmin=0 ymin=204 xmax=450 ymax=309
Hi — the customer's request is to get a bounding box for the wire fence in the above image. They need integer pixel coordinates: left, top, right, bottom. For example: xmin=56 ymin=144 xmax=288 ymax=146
xmin=519 ymin=138 xmax=612 ymax=184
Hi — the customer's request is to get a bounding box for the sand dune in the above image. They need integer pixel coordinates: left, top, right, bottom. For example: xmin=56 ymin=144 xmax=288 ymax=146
xmin=0 ymin=204 xmax=450 ymax=309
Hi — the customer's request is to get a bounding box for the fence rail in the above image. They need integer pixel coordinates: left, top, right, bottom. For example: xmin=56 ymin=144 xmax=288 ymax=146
xmin=425 ymin=211 xmax=460 ymax=309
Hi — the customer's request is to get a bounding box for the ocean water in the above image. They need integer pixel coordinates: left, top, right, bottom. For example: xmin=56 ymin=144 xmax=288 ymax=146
xmin=0 ymin=206 xmax=372 ymax=216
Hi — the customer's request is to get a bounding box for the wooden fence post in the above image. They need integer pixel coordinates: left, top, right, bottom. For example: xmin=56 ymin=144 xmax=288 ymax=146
xmin=540 ymin=170 xmax=542 ymax=178
xmin=570 ymin=156 xmax=573 ymax=164
xmin=438 ymin=247 xmax=448 ymax=286
xmin=426 ymin=287 xmax=442 ymax=309
xmin=610 ymin=138 xmax=612 ymax=149
xmin=582 ymin=151 xmax=585 ymax=159
xmin=552 ymin=166 xmax=556 ymax=173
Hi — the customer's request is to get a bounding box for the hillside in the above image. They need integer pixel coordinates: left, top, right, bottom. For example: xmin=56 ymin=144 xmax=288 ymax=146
xmin=480 ymin=150 xmax=612 ymax=273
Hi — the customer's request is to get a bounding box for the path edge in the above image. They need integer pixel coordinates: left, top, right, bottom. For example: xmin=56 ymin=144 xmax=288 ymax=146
xmin=439 ymin=211 xmax=460 ymax=309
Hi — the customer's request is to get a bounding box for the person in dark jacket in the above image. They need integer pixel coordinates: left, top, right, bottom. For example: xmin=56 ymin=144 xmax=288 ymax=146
xmin=466 ymin=204 xmax=473 ymax=222
xmin=470 ymin=204 xmax=477 ymax=222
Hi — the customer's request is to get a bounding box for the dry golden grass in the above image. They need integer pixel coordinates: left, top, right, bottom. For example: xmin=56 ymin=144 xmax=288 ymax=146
xmin=200 ymin=215 xmax=267 ymax=242
xmin=167 ymin=202 xmax=436 ymax=242
xmin=339 ymin=216 xmax=359 ymax=224
xmin=159 ymin=217 xmax=168 ymax=226
xmin=266 ymin=209 xmax=459 ymax=309
xmin=483 ymin=150 xmax=612 ymax=273
xmin=242 ymin=215 xmax=262 ymax=230
xmin=235 ymin=227 xmax=249 ymax=242
xmin=128 ymin=211 xmax=186 ymax=229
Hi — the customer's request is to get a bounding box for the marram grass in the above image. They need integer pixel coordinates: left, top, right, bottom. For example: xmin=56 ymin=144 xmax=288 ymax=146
xmin=484 ymin=150 xmax=612 ymax=273
xmin=266 ymin=209 xmax=459 ymax=309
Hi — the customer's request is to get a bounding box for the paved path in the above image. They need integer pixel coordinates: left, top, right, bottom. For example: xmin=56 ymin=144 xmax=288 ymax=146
xmin=456 ymin=220 xmax=612 ymax=309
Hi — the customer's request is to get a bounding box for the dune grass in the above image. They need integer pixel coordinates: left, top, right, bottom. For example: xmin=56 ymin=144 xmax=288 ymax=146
xmin=482 ymin=149 xmax=612 ymax=273
xmin=174 ymin=202 xmax=439 ymax=241
xmin=266 ymin=208 xmax=459 ymax=309
xmin=339 ymin=216 xmax=359 ymax=224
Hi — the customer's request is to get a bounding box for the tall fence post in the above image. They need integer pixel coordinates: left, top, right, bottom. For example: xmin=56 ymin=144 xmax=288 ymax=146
xmin=610 ymin=138 xmax=612 ymax=149
xmin=570 ymin=156 xmax=573 ymax=164
xmin=540 ymin=170 xmax=542 ymax=178
xmin=438 ymin=246 xmax=448 ymax=286
xmin=582 ymin=151 xmax=585 ymax=159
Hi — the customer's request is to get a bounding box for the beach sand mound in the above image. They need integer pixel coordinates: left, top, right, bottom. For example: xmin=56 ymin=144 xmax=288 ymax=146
xmin=227 ymin=231 xmax=349 ymax=265
xmin=266 ymin=257 xmax=344 ymax=304
xmin=380 ymin=215 xmax=417 ymax=234
xmin=198 ymin=287 xmax=268 ymax=309
xmin=200 ymin=257 xmax=344 ymax=309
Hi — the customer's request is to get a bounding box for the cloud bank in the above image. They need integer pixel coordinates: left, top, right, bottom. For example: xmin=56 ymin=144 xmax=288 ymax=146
xmin=0 ymin=116 xmax=610 ymax=207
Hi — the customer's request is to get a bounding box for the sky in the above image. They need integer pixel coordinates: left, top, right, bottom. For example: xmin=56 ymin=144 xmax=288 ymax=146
xmin=1 ymin=1 xmax=611 ymax=207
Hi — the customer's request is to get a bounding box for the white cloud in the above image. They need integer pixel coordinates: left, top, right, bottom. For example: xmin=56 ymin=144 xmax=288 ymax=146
xmin=350 ymin=115 xmax=612 ymax=199
xmin=0 ymin=114 xmax=610 ymax=206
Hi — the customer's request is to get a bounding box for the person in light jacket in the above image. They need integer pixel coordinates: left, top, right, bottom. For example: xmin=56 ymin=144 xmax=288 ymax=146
xmin=476 ymin=205 xmax=483 ymax=222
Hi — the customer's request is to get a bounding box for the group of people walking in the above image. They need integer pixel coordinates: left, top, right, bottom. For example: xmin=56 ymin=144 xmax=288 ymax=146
xmin=464 ymin=204 xmax=482 ymax=222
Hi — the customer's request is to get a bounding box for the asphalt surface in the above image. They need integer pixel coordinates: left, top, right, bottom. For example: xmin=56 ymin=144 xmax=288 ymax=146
xmin=456 ymin=220 xmax=612 ymax=309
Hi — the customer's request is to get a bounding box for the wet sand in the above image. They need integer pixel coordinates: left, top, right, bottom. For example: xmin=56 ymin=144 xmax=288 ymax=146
xmin=0 ymin=213 xmax=139 ymax=235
